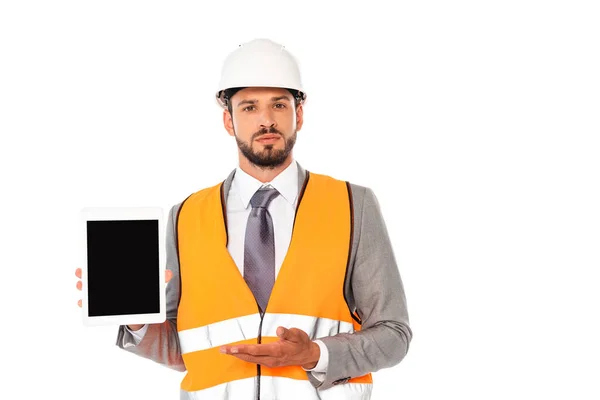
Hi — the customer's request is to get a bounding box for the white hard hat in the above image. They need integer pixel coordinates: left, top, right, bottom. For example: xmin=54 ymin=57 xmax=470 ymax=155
xmin=216 ymin=38 xmax=307 ymax=108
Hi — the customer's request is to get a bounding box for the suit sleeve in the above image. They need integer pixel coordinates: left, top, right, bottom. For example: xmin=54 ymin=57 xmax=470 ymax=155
xmin=311 ymin=187 xmax=412 ymax=390
xmin=115 ymin=203 xmax=186 ymax=372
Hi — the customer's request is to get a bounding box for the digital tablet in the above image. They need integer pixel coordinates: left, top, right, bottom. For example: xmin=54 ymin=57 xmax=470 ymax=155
xmin=80 ymin=207 xmax=166 ymax=326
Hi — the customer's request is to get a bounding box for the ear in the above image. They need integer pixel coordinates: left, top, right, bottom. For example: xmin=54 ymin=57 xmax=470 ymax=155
xmin=295 ymin=103 xmax=304 ymax=131
xmin=223 ymin=109 xmax=235 ymax=136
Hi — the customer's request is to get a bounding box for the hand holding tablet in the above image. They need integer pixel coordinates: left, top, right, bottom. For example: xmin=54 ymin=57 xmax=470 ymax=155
xmin=78 ymin=207 xmax=168 ymax=326
xmin=75 ymin=268 xmax=172 ymax=329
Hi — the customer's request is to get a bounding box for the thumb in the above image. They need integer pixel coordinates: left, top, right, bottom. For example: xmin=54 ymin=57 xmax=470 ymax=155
xmin=165 ymin=269 xmax=173 ymax=283
xmin=276 ymin=326 xmax=293 ymax=341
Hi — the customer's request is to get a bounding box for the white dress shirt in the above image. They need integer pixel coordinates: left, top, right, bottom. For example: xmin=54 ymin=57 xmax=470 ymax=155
xmin=127 ymin=160 xmax=328 ymax=379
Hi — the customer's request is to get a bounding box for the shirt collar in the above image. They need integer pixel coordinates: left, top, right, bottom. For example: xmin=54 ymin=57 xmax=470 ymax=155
xmin=234 ymin=160 xmax=299 ymax=209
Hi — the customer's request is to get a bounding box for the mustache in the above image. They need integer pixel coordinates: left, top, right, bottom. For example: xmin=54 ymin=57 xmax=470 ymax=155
xmin=252 ymin=127 xmax=283 ymax=140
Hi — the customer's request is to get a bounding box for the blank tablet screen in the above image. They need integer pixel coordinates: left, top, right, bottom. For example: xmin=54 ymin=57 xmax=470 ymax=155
xmin=86 ymin=219 xmax=160 ymax=317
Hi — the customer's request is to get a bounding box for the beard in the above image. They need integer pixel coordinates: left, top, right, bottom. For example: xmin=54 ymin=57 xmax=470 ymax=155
xmin=235 ymin=126 xmax=297 ymax=169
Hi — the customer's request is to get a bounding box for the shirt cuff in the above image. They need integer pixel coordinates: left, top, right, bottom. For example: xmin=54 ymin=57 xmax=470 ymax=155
xmin=123 ymin=324 xmax=148 ymax=347
xmin=302 ymin=340 xmax=329 ymax=381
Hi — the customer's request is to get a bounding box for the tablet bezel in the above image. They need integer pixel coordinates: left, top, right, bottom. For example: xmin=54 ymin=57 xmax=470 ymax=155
xmin=80 ymin=206 xmax=166 ymax=327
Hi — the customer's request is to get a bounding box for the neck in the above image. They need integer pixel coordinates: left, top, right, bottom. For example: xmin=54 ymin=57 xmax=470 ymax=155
xmin=238 ymin=155 xmax=293 ymax=183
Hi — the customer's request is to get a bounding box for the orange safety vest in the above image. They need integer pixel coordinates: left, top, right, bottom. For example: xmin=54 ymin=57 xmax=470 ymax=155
xmin=176 ymin=172 xmax=373 ymax=399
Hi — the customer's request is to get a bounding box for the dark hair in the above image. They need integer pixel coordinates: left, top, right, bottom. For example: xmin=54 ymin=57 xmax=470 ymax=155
xmin=222 ymin=87 xmax=302 ymax=115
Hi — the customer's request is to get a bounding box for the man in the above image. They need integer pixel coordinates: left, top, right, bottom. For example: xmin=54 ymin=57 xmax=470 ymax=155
xmin=76 ymin=38 xmax=412 ymax=399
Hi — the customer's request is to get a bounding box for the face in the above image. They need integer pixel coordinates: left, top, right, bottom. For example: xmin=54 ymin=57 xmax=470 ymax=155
xmin=223 ymin=87 xmax=304 ymax=169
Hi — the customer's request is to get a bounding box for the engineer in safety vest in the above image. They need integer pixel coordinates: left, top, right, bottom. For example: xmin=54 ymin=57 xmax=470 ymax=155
xmin=76 ymin=38 xmax=412 ymax=400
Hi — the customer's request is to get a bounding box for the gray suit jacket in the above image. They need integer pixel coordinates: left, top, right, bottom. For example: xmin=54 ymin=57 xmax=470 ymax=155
xmin=116 ymin=161 xmax=412 ymax=391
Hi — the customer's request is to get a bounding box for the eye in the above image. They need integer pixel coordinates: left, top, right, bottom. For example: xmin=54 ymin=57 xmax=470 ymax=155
xmin=274 ymin=103 xmax=286 ymax=109
xmin=242 ymin=105 xmax=256 ymax=112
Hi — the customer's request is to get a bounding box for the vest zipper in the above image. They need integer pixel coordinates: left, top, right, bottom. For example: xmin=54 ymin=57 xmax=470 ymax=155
xmin=254 ymin=172 xmax=308 ymax=399
xmin=256 ymin=311 xmax=265 ymax=400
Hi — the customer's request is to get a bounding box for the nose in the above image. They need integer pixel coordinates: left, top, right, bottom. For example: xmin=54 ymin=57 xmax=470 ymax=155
xmin=258 ymin=108 xmax=277 ymax=130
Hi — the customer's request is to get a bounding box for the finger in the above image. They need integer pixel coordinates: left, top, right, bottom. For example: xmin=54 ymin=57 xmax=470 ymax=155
xmin=77 ymin=299 xmax=82 ymax=307
xmin=75 ymin=268 xmax=81 ymax=279
xmin=165 ymin=269 xmax=173 ymax=283
xmin=220 ymin=343 xmax=280 ymax=357
xmin=229 ymin=353 xmax=279 ymax=367
xmin=76 ymin=280 xmax=82 ymax=291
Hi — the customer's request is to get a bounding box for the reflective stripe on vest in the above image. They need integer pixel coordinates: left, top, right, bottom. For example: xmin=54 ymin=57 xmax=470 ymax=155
xmin=180 ymin=376 xmax=373 ymax=400
xmin=176 ymin=171 xmax=373 ymax=399
xmin=179 ymin=313 xmax=354 ymax=355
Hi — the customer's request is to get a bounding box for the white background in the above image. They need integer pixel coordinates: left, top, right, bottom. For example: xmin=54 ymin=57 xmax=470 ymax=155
xmin=1 ymin=1 xmax=599 ymax=399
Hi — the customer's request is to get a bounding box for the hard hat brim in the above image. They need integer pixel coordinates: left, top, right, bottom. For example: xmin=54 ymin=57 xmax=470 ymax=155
xmin=216 ymin=87 xmax=307 ymax=109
